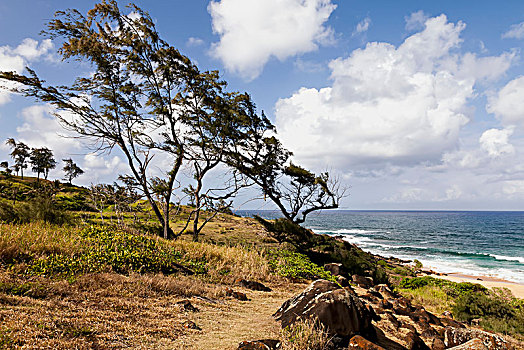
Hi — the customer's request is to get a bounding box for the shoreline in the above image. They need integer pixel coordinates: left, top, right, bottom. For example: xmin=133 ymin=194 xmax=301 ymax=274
xmin=428 ymin=272 xmax=524 ymax=299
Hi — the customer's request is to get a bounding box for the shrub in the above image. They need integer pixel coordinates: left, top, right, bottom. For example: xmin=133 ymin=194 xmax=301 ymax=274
xmin=266 ymin=249 xmax=336 ymax=282
xmin=27 ymin=226 xmax=206 ymax=277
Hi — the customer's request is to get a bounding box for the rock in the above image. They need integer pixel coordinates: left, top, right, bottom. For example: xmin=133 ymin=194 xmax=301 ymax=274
xmin=274 ymin=279 xmax=374 ymax=339
xmin=420 ymin=326 xmax=438 ymax=338
xmin=447 ymin=338 xmax=488 ymax=350
xmin=444 ymin=327 xmax=508 ymax=350
xmin=404 ymin=331 xmax=430 ymax=350
xmin=237 ymin=279 xmax=272 ymax=292
xmin=378 ymin=299 xmax=392 ymax=309
xmin=412 ymin=308 xmax=442 ymax=326
xmin=439 ymin=317 xmax=465 ymax=329
xmin=182 ymin=320 xmax=201 ymax=330
xmin=431 ymin=338 xmax=445 ymax=350
xmin=392 ymin=299 xmax=413 ymax=316
xmin=375 ymin=284 xmax=396 ymax=299
xmin=353 ymin=275 xmax=374 ymax=288
xmin=337 ymin=275 xmax=350 ymax=287
xmin=400 ymin=322 xmax=417 ymax=333
xmin=176 ymin=300 xmax=199 ymax=312
xmin=348 ymin=335 xmax=386 ymax=349
xmin=226 ymin=287 xmax=249 ymax=301
xmin=324 ymin=263 xmax=345 ymax=276
xmin=238 ymin=339 xmax=280 ymax=349
xmin=385 ymin=313 xmax=401 ymax=329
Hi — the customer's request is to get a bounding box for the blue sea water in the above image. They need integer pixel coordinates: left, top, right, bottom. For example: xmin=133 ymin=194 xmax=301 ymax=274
xmin=237 ymin=210 xmax=524 ymax=284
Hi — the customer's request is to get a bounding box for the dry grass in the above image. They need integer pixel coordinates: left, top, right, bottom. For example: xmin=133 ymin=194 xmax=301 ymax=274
xmin=280 ymin=317 xmax=332 ymax=350
xmin=0 ymin=222 xmax=85 ymax=263
xmin=396 ymin=285 xmax=454 ymax=314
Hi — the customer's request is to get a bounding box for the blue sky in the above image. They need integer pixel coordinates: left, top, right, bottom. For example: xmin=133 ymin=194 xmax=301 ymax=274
xmin=1 ymin=0 xmax=524 ymax=210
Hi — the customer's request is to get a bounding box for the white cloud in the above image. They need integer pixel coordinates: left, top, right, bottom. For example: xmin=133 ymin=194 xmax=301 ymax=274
xmin=353 ymin=17 xmax=371 ymax=36
xmin=0 ymin=38 xmax=54 ymax=105
xmin=187 ymin=37 xmax=204 ymax=47
xmin=502 ymin=22 xmax=524 ymax=39
xmin=276 ymin=15 xmax=514 ymax=171
xmin=487 ymin=76 xmax=524 ymax=127
xmin=479 ymin=128 xmax=515 ymax=157
xmin=405 ymin=10 xmax=428 ymax=32
xmin=208 ymin=0 xmax=336 ymax=80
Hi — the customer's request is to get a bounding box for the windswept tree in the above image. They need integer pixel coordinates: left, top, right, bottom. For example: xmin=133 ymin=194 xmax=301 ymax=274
xmin=5 ymin=138 xmax=30 ymax=178
xmin=0 ymin=1 xmax=344 ymax=239
xmin=30 ymin=147 xmax=57 ymax=180
xmin=0 ymin=1 xmax=262 ymax=240
xmin=225 ymin=108 xmax=345 ymax=225
xmin=62 ymin=158 xmax=84 ymax=184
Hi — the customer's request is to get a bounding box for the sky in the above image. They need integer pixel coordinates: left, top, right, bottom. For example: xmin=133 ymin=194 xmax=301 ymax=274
xmin=1 ymin=0 xmax=524 ymax=210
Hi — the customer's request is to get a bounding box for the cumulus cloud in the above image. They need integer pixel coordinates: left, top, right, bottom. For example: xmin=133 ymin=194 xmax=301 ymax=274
xmin=0 ymin=38 xmax=54 ymax=105
xmin=353 ymin=17 xmax=371 ymax=36
xmin=502 ymin=22 xmax=524 ymax=39
xmin=487 ymin=76 xmax=524 ymax=127
xmin=479 ymin=128 xmax=515 ymax=157
xmin=275 ymin=15 xmax=515 ymax=171
xmin=208 ymin=0 xmax=336 ymax=80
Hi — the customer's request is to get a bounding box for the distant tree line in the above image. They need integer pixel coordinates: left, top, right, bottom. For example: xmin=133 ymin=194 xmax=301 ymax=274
xmin=2 ymin=138 xmax=83 ymax=184
xmin=0 ymin=1 xmax=345 ymax=241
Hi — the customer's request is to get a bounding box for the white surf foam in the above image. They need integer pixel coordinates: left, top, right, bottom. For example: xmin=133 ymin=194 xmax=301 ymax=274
xmin=489 ymin=254 xmax=524 ymax=264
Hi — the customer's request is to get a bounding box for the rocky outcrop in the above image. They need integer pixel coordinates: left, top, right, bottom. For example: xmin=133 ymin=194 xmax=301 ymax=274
xmin=404 ymin=331 xmax=431 ymax=350
xmin=348 ymin=335 xmax=386 ymax=349
xmin=273 ymin=279 xmax=375 ymax=340
xmin=447 ymin=338 xmax=488 ymax=350
xmin=444 ymin=327 xmax=508 ymax=350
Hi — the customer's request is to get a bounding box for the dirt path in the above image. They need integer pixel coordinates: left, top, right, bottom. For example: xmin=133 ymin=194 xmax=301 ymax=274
xmin=173 ymin=283 xmax=306 ymax=350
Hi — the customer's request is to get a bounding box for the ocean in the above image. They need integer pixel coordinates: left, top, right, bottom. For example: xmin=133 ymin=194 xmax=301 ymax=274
xmin=237 ymin=210 xmax=524 ymax=284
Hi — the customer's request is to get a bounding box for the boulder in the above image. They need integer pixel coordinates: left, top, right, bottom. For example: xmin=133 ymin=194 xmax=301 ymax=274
xmin=353 ymin=275 xmax=374 ymax=288
xmin=447 ymin=338 xmax=488 ymax=350
xmin=238 ymin=339 xmax=280 ymax=350
xmin=404 ymin=331 xmax=430 ymax=350
xmin=337 ymin=275 xmax=350 ymax=287
xmin=237 ymin=279 xmax=272 ymax=292
xmin=226 ymin=287 xmax=249 ymax=301
xmin=384 ymin=312 xmax=401 ymax=329
xmin=348 ymin=335 xmax=386 ymax=349
xmin=274 ymin=279 xmax=374 ymax=339
xmin=439 ymin=317 xmax=465 ymax=329
xmin=324 ymin=263 xmax=345 ymax=276
xmin=444 ymin=327 xmax=508 ymax=350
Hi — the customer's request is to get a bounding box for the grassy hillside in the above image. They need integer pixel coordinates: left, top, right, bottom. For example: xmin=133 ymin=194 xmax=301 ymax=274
xmin=0 ymin=174 xmax=522 ymax=348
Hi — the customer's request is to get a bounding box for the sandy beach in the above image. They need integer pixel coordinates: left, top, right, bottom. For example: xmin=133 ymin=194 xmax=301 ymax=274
xmin=429 ymin=273 xmax=524 ymax=299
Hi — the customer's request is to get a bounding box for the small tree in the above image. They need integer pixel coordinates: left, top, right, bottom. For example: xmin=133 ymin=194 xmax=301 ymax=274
xmin=30 ymin=147 xmax=56 ymax=181
xmin=62 ymin=158 xmax=84 ymax=184
xmin=5 ymin=138 xmax=30 ymax=178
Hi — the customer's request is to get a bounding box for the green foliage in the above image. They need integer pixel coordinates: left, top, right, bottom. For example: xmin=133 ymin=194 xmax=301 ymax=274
xmin=27 ymin=226 xmax=206 ymax=277
xmin=398 ymin=276 xmax=486 ymax=297
xmin=0 ymin=328 xmax=14 ymax=350
xmin=266 ymin=249 xmax=336 ymax=282
xmin=453 ymin=292 xmax=524 ymax=336
xmin=398 ymin=276 xmax=524 ymax=337
xmin=256 ymin=217 xmax=313 ymax=250
xmin=414 ymin=259 xmax=423 ymax=268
